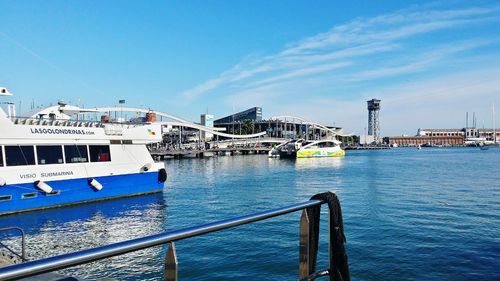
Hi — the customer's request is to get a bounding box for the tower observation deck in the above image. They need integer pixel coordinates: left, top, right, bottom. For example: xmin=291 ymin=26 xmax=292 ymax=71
xmin=367 ymin=99 xmax=381 ymax=143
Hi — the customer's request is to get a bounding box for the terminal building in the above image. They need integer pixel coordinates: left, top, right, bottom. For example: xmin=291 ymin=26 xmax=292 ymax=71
xmin=213 ymin=107 xmax=346 ymax=141
xmin=214 ymin=107 xmax=262 ymax=125
xmin=160 ymin=107 xmax=351 ymax=148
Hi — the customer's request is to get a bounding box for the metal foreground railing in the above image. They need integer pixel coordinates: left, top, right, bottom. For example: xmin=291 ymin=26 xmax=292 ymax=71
xmin=0 ymin=227 xmax=27 ymax=263
xmin=0 ymin=194 xmax=347 ymax=281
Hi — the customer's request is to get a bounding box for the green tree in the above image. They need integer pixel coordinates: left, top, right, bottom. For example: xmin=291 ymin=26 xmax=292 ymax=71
xmin=241 ymin=120 xmax=254 ymax=135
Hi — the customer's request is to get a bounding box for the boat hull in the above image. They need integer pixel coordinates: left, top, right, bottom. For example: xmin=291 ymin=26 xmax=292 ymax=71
xmin=297 ymin=149 xmax=345 ymax=158
xmin=278 ymin=151 xmax=297 ymax=159
xmin=0 ymin=171 xmax=163 ymax=215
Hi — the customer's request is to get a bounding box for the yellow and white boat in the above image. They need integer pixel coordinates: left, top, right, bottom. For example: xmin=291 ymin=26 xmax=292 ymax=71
xmin=275 ymin=139 xmax=345 ymax=158
xmin=296 ymin=140 xmax=345 ymax=158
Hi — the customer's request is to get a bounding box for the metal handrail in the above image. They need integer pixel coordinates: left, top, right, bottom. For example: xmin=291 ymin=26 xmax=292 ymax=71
xmin=0 ymin=199 xmax=324 ymax=280
xmin=9 ymin=116 xmax=148 ymax=127
xmin=0 ymin=227 xmax=26 ymax=262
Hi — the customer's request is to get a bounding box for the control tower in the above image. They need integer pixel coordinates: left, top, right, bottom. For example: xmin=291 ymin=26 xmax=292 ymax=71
xmin=367 ymin=99 xmax=381 ymax=142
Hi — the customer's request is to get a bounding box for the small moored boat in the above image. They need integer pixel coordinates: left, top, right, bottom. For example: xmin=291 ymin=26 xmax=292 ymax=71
xmin=296 ymin=140 xmax=345 ymax=158
xmin=276 ymin=139 xmax=345 ymax=158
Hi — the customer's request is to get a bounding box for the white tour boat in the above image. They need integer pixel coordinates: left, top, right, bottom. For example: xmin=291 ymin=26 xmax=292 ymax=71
xmin=0 ymin=87 xmax=167 ymax=215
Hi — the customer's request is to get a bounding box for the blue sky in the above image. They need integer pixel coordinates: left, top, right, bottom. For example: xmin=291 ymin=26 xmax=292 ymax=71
xmin=1 ymin=0 xmax=499 ymax=135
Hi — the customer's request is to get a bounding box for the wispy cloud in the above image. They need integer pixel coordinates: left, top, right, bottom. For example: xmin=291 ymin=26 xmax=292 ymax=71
xmin=280 ymin=6 xmax=500 ymax=55
xmin=248 ymin=61 xmax=352 ymax=88
xmin=270 ymin=67 xmax=500 ymax=135
xmin=181 ymin=3 xmax=500 ymax=134
xmin=342 ymin=38 xmax=500 ymax=82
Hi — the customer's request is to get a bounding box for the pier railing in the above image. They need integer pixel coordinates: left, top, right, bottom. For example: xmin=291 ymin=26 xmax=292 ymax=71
xmin=0 ymin=193 xmax=349 ymax=281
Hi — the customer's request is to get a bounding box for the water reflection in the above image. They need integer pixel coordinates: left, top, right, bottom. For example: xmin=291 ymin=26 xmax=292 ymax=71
xmin=0 ymin=193 xmax=166 ymax=280
xmin=294 ymin=157 xmax=345 ymax=170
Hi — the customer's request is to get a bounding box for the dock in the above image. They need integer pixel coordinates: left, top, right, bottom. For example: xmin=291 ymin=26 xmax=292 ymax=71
xmin=150 ymin=147 xmax=271 ymax=159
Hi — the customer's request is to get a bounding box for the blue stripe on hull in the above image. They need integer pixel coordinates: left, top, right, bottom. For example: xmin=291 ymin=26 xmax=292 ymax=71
xmin=0 ymin=172 xmax=163 ymax=215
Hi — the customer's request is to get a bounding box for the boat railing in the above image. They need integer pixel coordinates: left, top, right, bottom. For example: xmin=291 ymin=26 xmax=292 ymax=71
xmin=0 ymin=227 xmax=26 ymax=263
xmin=9 ymin=116 xmax=153 ymax=129
xmin=10 ymin=117 xmax=106 ymax=128
xmin=103 ymin=124 xmax=124 ymax=135
xmin=0 ymin=193 xmax=349 ymax=281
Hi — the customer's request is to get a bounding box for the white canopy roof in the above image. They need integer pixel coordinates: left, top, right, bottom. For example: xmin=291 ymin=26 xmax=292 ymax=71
xmin=28 ymin=104 xmax=100 ymax=120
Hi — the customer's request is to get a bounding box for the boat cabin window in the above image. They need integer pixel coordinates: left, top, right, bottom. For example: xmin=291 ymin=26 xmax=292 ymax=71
xmin=22 ymin=192 xmax=37 ymax=199
xmin=37 ymin=145 xmax=64 ymax=165
xmin=64 ymin=145 xmax=89 ymax=163
xmin=89 ymin=145 xmax=111 ymax=162
xmin=0 ymin=147 xmax=3 ymax=167
xmin=318 ymin=142 xmax=335 ymax=148
xmin=5 ymin=146 xmax=35 ymax=166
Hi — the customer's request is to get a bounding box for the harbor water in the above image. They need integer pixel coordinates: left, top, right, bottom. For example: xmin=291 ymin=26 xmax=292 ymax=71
xmin=1 ymin=148 xmax=499 ymax=280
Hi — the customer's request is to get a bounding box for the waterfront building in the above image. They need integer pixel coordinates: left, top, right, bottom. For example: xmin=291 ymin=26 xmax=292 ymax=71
xmin=417 ymin=128 xmax=463 ymax=137
xmin=200 ymin=114 xmax=214 ymax=141
xmin=386 ymin=127 xmax=500 ymax=146
xmin=359 ymin=135 xmax=375 ymax=145
xmin=215 ymin=115 xmax=345 ymax=141
xmin=213 ymin=107 xmax=349 ymax=140
xmin=214 ymin=107 xmax=262 ymax=125
xmin=418 ymin=128 xmax=500 ymax=142
xmin=384 ymin=135 xmax=464 ymax=146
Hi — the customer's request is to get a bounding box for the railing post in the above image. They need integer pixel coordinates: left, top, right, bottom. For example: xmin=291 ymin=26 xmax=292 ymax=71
xmin=329 ymin=207 xmax=332 ymax=279
xmin=163 ymin=242 xmax=178 ymax=281
xmin=20 ymin=228 xmax=26 ymax=261
xmin=299 ymin=209 xmax=310 ymax=279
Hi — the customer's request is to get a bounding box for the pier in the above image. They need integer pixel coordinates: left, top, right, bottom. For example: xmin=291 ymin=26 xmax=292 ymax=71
xmin=149 ymin=137 xmax=282 ymax=158
xmin=150 ymin=147 xmax=272 ymax=159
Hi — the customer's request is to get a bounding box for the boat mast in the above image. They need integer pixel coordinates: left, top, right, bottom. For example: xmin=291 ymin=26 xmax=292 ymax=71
xmin=494 ymin=103 xmax=496 ymax=144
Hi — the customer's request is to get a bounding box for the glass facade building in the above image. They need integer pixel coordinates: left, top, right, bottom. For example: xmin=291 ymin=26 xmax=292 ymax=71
xmin=214 ymin=107 xmax=262 ymax=125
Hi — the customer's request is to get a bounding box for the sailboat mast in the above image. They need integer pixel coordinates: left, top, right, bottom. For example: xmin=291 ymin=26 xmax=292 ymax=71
xmin=494 ymin=104 xmax=496 ymax=144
